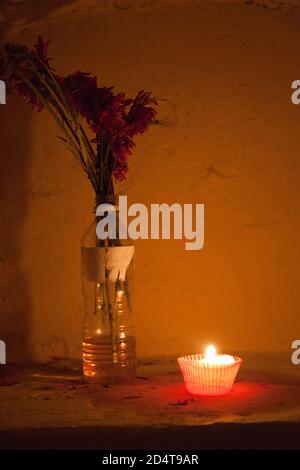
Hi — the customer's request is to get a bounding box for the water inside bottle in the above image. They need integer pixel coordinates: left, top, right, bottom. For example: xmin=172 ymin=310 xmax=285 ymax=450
xmin=82 ymin=334 xmax=136 ymax=383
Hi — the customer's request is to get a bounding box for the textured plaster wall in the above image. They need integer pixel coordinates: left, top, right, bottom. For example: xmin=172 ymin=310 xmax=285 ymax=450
xmin=1 ymin=0 xmax=300 ymax=362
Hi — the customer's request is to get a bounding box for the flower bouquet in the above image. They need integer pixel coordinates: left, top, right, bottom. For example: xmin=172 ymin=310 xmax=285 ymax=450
xmin=1 ymin=37 xmax=157 ymax=382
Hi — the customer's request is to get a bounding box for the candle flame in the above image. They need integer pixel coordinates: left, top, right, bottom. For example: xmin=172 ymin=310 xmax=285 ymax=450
xmin=205 ymin=344 xmax=217 ymax=362
xmin=203 ymin=344 xmax=235 ymax=365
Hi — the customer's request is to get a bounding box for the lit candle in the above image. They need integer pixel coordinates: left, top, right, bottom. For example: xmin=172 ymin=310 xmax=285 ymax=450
xmin=178 ymin=345 xmax=242 ymax=396
xmin=200 ymin=345 xmax=235 ymax=365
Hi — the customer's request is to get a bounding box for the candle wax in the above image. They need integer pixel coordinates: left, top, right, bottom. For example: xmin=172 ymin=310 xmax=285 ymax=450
xmin=199 ymin=354 xmax=235 ymax=365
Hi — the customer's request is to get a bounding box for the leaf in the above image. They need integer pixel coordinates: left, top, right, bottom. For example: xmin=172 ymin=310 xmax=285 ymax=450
xmin=16 ymin=71 xmax=99 ymax=190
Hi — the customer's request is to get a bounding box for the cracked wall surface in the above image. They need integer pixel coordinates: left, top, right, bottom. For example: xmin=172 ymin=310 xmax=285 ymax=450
xmin=1 ymin=0 xmax=300 ymax=362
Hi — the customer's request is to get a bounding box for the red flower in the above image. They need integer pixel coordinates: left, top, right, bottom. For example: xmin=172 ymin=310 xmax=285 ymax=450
xmin=125 ymin=91 xmax=157 ymax=137
xmin=34 ymin=36 xmax=50 ymax=66
xmin=60 ymin=71 xmax=98 ymax=119
xmin=92 ymin=87 xmax=130 ymax=138
xmin=16 ymin=81 xmax=44 ymax=111
xmin=113 ymin=161 xmax=128 ymax=182
xmin=111 ymin=133 xmax=134 ymax=162
xmin=3 ymin=37 xmax=52 ymax=112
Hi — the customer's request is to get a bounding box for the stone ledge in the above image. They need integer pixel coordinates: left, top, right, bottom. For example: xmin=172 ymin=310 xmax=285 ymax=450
xmin=0 ymin=354 xmax=300 ymax=448
xmin=1 ymin=422 xmax=300 ymax=450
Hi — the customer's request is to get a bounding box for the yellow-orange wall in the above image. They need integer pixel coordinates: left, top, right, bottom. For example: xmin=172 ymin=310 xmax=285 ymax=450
xmin=1 ymin=0 xmax=300 ymax=362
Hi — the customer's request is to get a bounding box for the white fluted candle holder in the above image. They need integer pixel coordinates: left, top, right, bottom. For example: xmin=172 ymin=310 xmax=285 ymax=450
xmin=178 ymin=345 xmax=242 ymax=396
